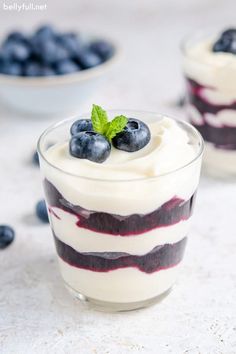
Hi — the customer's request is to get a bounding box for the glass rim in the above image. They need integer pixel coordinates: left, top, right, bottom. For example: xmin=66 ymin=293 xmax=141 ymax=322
xmin=37 ymin=109 xmax=204 ymax=183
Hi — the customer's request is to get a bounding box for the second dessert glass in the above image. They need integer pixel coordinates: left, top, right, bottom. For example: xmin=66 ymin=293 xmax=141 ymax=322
xmin=38 ymin=110 xmax=203 ymax=311
xmin=182 ymin=30 xmax=236 ymax=178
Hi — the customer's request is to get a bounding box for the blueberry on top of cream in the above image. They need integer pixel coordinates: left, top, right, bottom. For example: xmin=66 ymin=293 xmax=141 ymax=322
xmin=213 ymin=28 xmax=236 ymax=54
xmin=112 ymin=118 xmax=150 ymax=152
xmin=70 ymin=131 xmax=111 ymax=163
xmin=70 ymin=119 xmax=93 ymax=135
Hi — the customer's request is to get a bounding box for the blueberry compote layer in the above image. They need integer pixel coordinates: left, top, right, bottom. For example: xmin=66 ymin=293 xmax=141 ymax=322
xmin=54 ymin=234 xmax=187 ymax=273
xmin=44 ymin=179 xmax=196 ymax=236
xmin=186 ymin=78 xmax=236 ymax=149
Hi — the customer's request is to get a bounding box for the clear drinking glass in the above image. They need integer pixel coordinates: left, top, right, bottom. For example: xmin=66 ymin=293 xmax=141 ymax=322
xmin=38 ymin=110 xmax=203 ymax=311
xmin=182 ymin=31 xmax=236 ymax=178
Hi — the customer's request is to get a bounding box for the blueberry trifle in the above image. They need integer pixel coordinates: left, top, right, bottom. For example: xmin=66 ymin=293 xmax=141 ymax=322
xmin=183 ymin=28 xmax=236 ymax=177
xmin=38 ymin=105 xmax=203 ymax=311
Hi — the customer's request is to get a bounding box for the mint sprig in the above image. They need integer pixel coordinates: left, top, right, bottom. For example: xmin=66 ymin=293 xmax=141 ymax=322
xmin=91 ymin=104 xmax=128 ymax=142
xmin=91 ymin=104 xmax=108 ymax=134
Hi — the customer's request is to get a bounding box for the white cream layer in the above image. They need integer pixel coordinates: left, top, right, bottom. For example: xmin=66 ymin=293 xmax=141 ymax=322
xmin=41 ymin=117 xmax=200 ymax=215
xmin=183 ymin=37 xmax=236 ymax=92
xmin=58 ymin=258 xmax=181 ymax=303
xmin=50 ymin=207 xmax=189 ymax=255
xmin=203 ymin=142 xmax=236 ymax=177
xmin=201 ymin=87 xmax=236 ymax=105
xmin=187 ymin=103 xmax=236 ymax=128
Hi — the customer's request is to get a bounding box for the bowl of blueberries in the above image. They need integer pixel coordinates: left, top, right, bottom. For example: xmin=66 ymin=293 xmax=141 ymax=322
xmin=0 ymin=24 xmax=119 ymax=115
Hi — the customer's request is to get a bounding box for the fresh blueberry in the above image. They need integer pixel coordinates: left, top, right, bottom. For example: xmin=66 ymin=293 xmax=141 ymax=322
xmin=24 ymin=61 xmax=42 ymax=76
xmin=35 ymin=25 xmax=55 ymax=40
xmin=1 ymin=41 xmax=30 ymax=61
xmin=36 ymin=200 xmax=49 ymax=223
xmin=69 ymin=131 xmax=111 ymax=163
xmin=24 ymin=61 xmax=56 ymax=77
xmin=0 ymin=225 xmax=15 ymax=249
xmin=213 ymin=28 xmax=236 ymax=53
xmin=56 ymin=59 xmax=80 ymax=75
xmin=57 ymin=32 xmax=83 ymax=58
xmin=0 ymin=54 xmax=4 ymax=71
xmin=221 ymin=28 xmax=236 ymax=39
xmin=0 ymin=53 xmax=5 ymax=71
xmin=112 ymin=118 xmax=151 ymax=152
xmin=32 ymin=150 xmax=39 ymax=165
xmin=90 ymin=40 xmax=114 ymax=60
xmin=77 ymin=50 xmax=102 ymax=69
xmin=6 ymin=31 xmax=27 ymax=43
xmin=70 ymin=119 xmax=93 ymax=135
xmin=229 ymin=41 xmax=236 ymax=54
xmin=31 ymin=35 xmax=70 ymax=64
xmin=41 ymin=66 xmax=56 ymax=76
xmin=55 ymin=45 xmax=70 ymax=62
xmin=213 ymin=37 xmax=231 ymax=52
xmin=176 ymin=95 xmax=186 ymax=108
xmin=32 ymin=39 xmax=58 ymax=64
xmin=0 ymin=61 xmax=22 ymax=75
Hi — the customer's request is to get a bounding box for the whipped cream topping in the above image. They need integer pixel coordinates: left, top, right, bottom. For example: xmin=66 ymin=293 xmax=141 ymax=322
xmin=183 ymin=34 xmax=236 ymax=175
xmin=44 ymin=117 xmax=197 ymax=180
xmin=183 ymin=37 xmax=236 ymax=92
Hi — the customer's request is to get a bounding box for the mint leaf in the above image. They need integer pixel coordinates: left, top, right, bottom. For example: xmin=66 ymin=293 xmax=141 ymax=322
xmin=91 ymin=105 xmax=128 ymax=142
xmin=105 ymin=115 xmax=128 ymax=141
xmin=91 ymin=104 xmax=108 ymax=134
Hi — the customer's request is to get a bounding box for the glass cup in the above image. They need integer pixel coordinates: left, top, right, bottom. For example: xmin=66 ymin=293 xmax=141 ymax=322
xmin=182 ymin=30 xmax=236 ymax=178
xmin=38 ymin=111 xmax=203 ymax=311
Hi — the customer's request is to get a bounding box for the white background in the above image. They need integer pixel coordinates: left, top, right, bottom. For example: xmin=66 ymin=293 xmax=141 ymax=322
xmin=0 ymin=1 xmax=236 ymax=353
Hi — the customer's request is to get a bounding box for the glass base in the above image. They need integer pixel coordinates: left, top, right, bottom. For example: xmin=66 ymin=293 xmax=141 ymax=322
xmin=65 ymin=282 xmax=172 ymax=312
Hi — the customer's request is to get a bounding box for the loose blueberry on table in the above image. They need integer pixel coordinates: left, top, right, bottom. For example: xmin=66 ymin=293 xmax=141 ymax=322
xmin=213 ymin=28 xmax=236 ymax=54
xmin=69 ymin=104 xmax=151 ymax=163
xmin=0 ymin=24 xmax=114 ymax=77
xmin=0 ymin=225 xmax=15 ymax=249
xmin=36 ymin=200 xmax=49 ymax=223
xmin=32 ymin=150 xmax=39 ymax=165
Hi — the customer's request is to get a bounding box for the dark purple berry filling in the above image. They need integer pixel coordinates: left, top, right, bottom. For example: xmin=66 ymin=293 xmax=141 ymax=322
xmin=54 ymin=234 xmax=187 ymax=273
xmin=44 ymin=179 xmax=196 ymax=236
xmin=187 ymin=78 xmax=236 ymax=115
xmin=186 ymin=77 xmax=236 ymax=149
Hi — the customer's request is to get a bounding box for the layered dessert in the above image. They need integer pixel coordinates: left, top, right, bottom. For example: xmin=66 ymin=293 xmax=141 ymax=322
xmin=183 ymin=28 xmax=236 ymax=176
xmin=38 ymin=106 xmax=203 ymax=310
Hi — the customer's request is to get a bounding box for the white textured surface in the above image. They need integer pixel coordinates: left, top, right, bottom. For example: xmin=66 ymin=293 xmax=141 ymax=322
xmin=0 ymin=1 xmax=236 ymax=353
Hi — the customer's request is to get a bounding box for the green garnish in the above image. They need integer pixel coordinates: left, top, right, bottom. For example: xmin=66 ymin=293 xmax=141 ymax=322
xmin=91 ymin=104 xmax=128 ymax=142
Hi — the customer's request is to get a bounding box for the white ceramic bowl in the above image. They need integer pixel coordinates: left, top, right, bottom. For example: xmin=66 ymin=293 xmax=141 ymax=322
xmin=0 ymin=38 xmax=120 ymax=116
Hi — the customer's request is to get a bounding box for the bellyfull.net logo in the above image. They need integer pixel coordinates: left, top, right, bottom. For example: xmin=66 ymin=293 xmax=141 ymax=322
xmin=3 ymin=2 xmax=47 ymax=11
